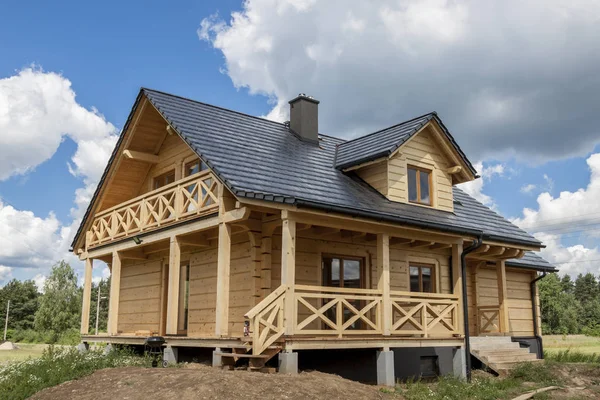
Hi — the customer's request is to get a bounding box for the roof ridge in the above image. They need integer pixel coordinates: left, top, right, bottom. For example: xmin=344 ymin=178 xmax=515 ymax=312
xmin=337 ymin=111 xmax=436 ymax=148
xmin=142 ymin=87 xmax=290 ymax=129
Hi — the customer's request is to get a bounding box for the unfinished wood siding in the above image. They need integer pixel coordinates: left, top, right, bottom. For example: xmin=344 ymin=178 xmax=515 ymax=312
xmin=187 ymin=234 xmax=252 ymax=337
xmin=466 ymin=264 xmax=536 ymax=336
xmin=356 ymin=161 xmax=388 ymax=197
xmin=117 ymin=259 xmax=163 ymax=334
xmin=388 ymin=127 xmax=454 ymax=212
xmin=138 ymin=133 xmax=196 ymax=196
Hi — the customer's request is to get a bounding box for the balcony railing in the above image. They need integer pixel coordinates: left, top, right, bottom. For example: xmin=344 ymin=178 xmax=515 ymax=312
xmin=477 ymin=305 xmax=501 ymax=334
xmin=245 ymin=284 xmax=461 ymax=355
xmin=86 ymin=170 xmax=220 ymax=248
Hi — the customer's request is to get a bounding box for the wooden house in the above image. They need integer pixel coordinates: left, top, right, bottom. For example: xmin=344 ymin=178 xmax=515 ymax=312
xmin=73 ymin=90 xmax=556 ymax=384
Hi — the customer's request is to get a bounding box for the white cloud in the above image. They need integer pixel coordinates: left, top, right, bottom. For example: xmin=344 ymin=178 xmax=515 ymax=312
xmin=0 ymin=67 xmax=118 ymax=278
xmin=0 ymin=266 xmax=12 ymax=284
xmin=199 ymin=0 xmax=600 ymax=162
xmin=536 ymin=233 xmax=599 ymax=277
xmin=458 ymin=161 xmax=505 ymax=208
xmin=33 ymin=274 xmax=46 ymax=293
xmin=520 ymin=184 xmax=537 ymax=194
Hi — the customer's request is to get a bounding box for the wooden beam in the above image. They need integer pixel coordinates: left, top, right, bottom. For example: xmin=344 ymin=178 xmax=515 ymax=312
xmin=215 ymin=222 xmax=232 ymax=336
xmin=496 ymin=260 xmax=510 ymax=333
xmin=297 ymin=223 xmax=312 ymax=232
xmin=410 ymin=241 xmax=435 ymax=248
xmin=486 ymin=246 xmax=506 ymax=257
xmin=260 ymin=220 xmax=273 ymax=300
xmin=122 ymin=149 xmax=160 ymax=164
xmin=311 ymin=226 xmax=341 ymax=237
xmin=119 ymin=249 xmax=147 ymax=260
xmin=107 ymin=251 xmax=121 ymax=335
xmin=166 ymin=236 xmax=181 ymax=335
xmin=341 ymin=230 xmax=366 ymax=239
xmin=430 ymin=242 xmax=452 ymax=250
xmin=390 ymin=237 xmax=414 ymax=246
xmin=220 ymin=207 xmax=251 ymax=224
xmin=248 ymin=232 xmax=262 ymax=305
xmin=452 ymin=243 xmax=464 ymax=335
xmin=281 ymin=210 xmax=296 ymax=335
xmin=500 ymin=248 xmax=522 ymax=259
xmin=166 ymin=125 xmax=175 ymax=135
xmin=446 ymin=166 xmax=462 ymax=174
xmin=178 ymin=235 xmax=210 ymax=247
xmin=470 ymin=245 xmax=490 ymax=255
xmin=377 ymin=234 xmax=391 ymax=336
xmin=80 ymin=258 xmax=93 ymax=335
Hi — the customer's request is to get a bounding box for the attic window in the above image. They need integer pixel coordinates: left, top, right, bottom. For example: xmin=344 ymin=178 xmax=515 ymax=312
xmin=408 ymin=166 xmax=432 ymax=206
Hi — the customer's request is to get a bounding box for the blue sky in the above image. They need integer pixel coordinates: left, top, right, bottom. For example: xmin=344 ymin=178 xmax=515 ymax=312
xmin=1 ymin=0 xmax=599 ymax=288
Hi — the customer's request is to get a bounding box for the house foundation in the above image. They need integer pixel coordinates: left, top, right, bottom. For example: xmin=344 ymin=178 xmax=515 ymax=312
xmin=452 ymin=346 xmax=466 ymax=379
xmin=376 ymin=350 xmax=395 ymax=387
xmin=278 ymin=351 xmax=298 ymax=374
xmin=164 ymin=346 xmax=178 ymax=365
xmin=212 ymin=348 xmax=222 ymax=368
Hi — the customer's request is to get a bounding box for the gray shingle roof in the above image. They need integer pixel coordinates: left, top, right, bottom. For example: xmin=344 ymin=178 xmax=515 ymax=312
xmin=335 ymin=112 xmax=478 ymax=176
xmin=506 ymin=252 xmax=557 ymax=272
xmin=142 ymin=88 xmax=542 ymax=248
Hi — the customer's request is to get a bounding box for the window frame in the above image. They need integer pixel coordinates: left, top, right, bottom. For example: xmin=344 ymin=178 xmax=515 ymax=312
xmin=183 ymin=158 xmax=208 ymax=178
xmin=153 ymin=169 xmax=176 ymax=190
xmin=409 ymin=263 xmax=436 ymax=293
xmin=407 ymin=165 xmax=433 ymax=206
xmin=321 ymin=254 xmax=365 ymax=289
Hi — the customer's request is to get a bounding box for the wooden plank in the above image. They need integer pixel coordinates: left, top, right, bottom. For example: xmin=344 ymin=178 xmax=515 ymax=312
xmin=166 ymin=236 xmax=181 ymax=335
xmin=451 ymin=243 xmax=464 ymax=335
xmin=107 ymin=251 xmax=122 ymax=335
xmin=377 ymin=233 xmax=391 ymax=336
xmin=497 ymin=260 xmax=510 ymax=333
xmin=123 ymin=149 xmax=160 ymax=164
xmin=215 ymin=222 xmax=232 ymax=336
xmin=80 ymin=258 xmax=93 ymax=334
xmin=281 ymin=210 xmax=296 ymax=335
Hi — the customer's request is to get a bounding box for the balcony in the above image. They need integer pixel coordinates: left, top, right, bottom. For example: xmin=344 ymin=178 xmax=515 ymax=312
xmin=86 ymin=170 xmax=220 ymax=249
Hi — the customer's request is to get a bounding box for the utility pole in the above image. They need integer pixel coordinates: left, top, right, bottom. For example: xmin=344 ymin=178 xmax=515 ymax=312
xmin=3 ymin=300 xmax=9 ymax=342
xmin=95 ymin=286 xmax=107 ymax=335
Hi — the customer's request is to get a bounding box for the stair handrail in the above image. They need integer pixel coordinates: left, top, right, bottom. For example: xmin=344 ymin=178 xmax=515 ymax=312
xmin=245 ymin=284 xmax=287 ymax=320
xmin=245 ymin=284 xmax=288 ymax=355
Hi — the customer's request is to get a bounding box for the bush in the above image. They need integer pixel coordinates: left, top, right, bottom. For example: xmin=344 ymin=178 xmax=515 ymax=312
xmin=545 ymin=349 xmax=600 ymax=363
xmin=0 ymin=346 xmax=151 ymax=400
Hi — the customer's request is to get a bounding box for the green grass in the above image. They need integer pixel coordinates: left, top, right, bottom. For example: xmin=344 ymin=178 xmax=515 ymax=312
xmin=390 ymin=363 xmax=560 ymax=400
xmin=0 ymin=345 xmax=151 ymax=400
xmin=545 ymin=349 xmax=600 ymax=363
xmin=0 ymin=344 xmax=48 ymax=365
xmin=544 ymin=335 xmax=600 ymax=355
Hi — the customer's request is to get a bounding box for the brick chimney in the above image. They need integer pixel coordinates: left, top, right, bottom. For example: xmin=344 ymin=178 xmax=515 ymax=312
xmin=289 ymin=93 xmax=319 ymax=143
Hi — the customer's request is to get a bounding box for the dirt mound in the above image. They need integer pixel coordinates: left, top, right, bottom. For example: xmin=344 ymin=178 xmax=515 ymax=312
xmin=0 ymin=341 xmax=17 ymax=350
xmin=30 ymin=365 xmax=395 ymax=400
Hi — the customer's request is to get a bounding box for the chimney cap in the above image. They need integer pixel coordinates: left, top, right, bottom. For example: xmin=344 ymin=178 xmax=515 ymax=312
xmin=289 ymin=93 xmax=320 ymax=105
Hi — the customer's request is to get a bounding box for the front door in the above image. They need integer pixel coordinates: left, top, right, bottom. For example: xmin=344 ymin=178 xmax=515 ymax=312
xmin=322 ymin=256 xmax=365 ymax=330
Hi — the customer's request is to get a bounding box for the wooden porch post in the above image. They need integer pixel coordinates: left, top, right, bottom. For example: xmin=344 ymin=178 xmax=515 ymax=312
xmin=377 ymin=234 xmax=391 ymax=336
xmin=451 ymin=243 xmax=464 ymax=335
xmin=496 ymin=260 xmax=510 ymax=333
xmin=166 ymin=236 xmax=181 ymax=335
xmin=80 ymin=258 xmax=93 ymax=335
xmin=107 ymin=251 xmax=122 ymax=336
xmin=281 ymin=210 xmax=296 ymax=335
xmin=215 ymin=222 xmax=232 ymax=336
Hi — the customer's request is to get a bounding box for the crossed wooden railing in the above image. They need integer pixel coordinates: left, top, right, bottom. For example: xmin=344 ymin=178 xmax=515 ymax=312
xmin=86 ymin=170 xmax=220 ymax=248
xmin=245 ymin=284 xmax=461 ymax=355
xmin=477 ymin=305 xmax=501 ymax=334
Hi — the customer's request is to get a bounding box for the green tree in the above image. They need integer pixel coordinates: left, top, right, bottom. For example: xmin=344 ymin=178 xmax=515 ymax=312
xmin=539 ymin=273 xmax=582 ymax=334
xmin=34 ymin=261 xmax=81 ymax=334
xmin=0 ymin=279 xmax=39 ymax=331
xmin=560 ymin=275 xmax=575 ymax=294
xmin=574 ymin=273 xmax=599 ymax=304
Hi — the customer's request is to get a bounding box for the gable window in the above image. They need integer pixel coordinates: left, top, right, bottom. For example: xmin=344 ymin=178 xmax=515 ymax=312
xmin=408 ymin=166 xmax=432 ymax=205
xmin=153 ymin=169 xmax=175 ymax=190
xmin=410 ymin=264 xmax=435 ymax=293
xmin=184 ymin=159 xmax=208 ymax=177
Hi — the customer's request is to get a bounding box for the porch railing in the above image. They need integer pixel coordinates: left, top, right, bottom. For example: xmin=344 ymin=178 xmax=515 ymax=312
xmin=477 ymin=305 xmax=501 ymax=334
xmin=86 ymin=170 xmax=220 ymax=248
xmin=245 ymin=284 xmax=461 ymax=355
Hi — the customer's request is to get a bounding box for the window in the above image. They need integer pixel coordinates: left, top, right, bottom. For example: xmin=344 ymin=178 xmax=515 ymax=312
xmin=408 ymin=166 xmax=432 ymax=205
xmin=153 ymin=169 xmax=175 ymax=190
xmin=410 ymin=264 xmax=435 ymax=293
xmin=184 ymin=159 xmax=208 ymax=177
xmin=322 ymin=256 xmax=365 ymax=330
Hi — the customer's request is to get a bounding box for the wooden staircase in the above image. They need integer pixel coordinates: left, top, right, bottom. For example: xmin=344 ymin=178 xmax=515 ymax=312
xmin=215 ymin=341 xmax=282 ymax=372
xmin=470 ymin=336 xmax=542 ymax=375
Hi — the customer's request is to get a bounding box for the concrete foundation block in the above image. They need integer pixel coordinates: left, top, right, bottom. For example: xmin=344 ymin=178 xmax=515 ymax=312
xmin=278 ymin=351 xmax=298 ymax=374
xmin=376 ymin=350 xmax=395 ymax=387
xmin=77 ymin=342 xmax=89 ymax=353
xmin=163 ymin=346 xmax=178 ymax=366
xmin=452 ymin=346 xmax=466 ymax=379
xmin=212 ymin=348 xmax=222 ymax=368
xmin=104 ymin=343 xmax=114 ymax=356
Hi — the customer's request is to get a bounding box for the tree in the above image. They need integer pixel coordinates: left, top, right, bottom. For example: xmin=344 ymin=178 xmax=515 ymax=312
xmin=34 ymin=261 xmax=81 ymax=333
xmin=574 ymin=273 xmax=599 ymax=304
xmin=560 ymin=275 xmax=575 ymax=294
xmin=538 ymin=273 xmax=582 ymax=334
xmin=0 ymin=279 xmax=39 ymax=330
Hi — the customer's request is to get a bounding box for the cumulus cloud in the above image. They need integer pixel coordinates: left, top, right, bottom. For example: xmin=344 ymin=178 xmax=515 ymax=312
xmin=458 ymin=161 xmax=505 ymax=208
xmin=520 ymin=184 xmax=537 ymax=194
xmin=0 ymin=67 xmax=118 ymax=277
xmin=199 ymin=0 xmax=600 ymax=162
xmin=0 ymin=266 xmax=12 ymax=284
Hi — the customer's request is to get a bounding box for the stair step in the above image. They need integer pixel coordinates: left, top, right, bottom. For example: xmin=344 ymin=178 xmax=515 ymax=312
xmin=483 ymin=353 xmax=537 ymax=363
xmin=489 ymin=359 xmax=543 ymax=370
xmin=471 ymin=343 xmax=521 ymax=351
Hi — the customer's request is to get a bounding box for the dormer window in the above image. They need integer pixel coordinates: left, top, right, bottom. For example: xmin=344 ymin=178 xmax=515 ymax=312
xmin=408 ymin=166 xmax=432 ymax=206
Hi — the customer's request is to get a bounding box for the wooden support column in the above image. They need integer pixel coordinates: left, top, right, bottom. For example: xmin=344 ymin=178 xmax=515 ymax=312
xmin=281 ymin=210 xmax=296 ymax=335
xmin=166 ymin=236 xmax=181 ymax=335
xmin=107 ymin=251 xmax=122 ymax=336
xmin=249 ymin=232 xmax=262 ymax=305
xmin=377 ymin=234 xmax=391 ymax=336
xmin=451 ymin=243 xmax=464 ymax=335
xmin=215 ymin=222 xmax=232 ymax=336
xmin=260 ymin=235 xmax=273 ymax=300
xmin=80 ymin=258 xmax=93 ymax=335
xmin=496 ymin=259 xmax=510 ymax=333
